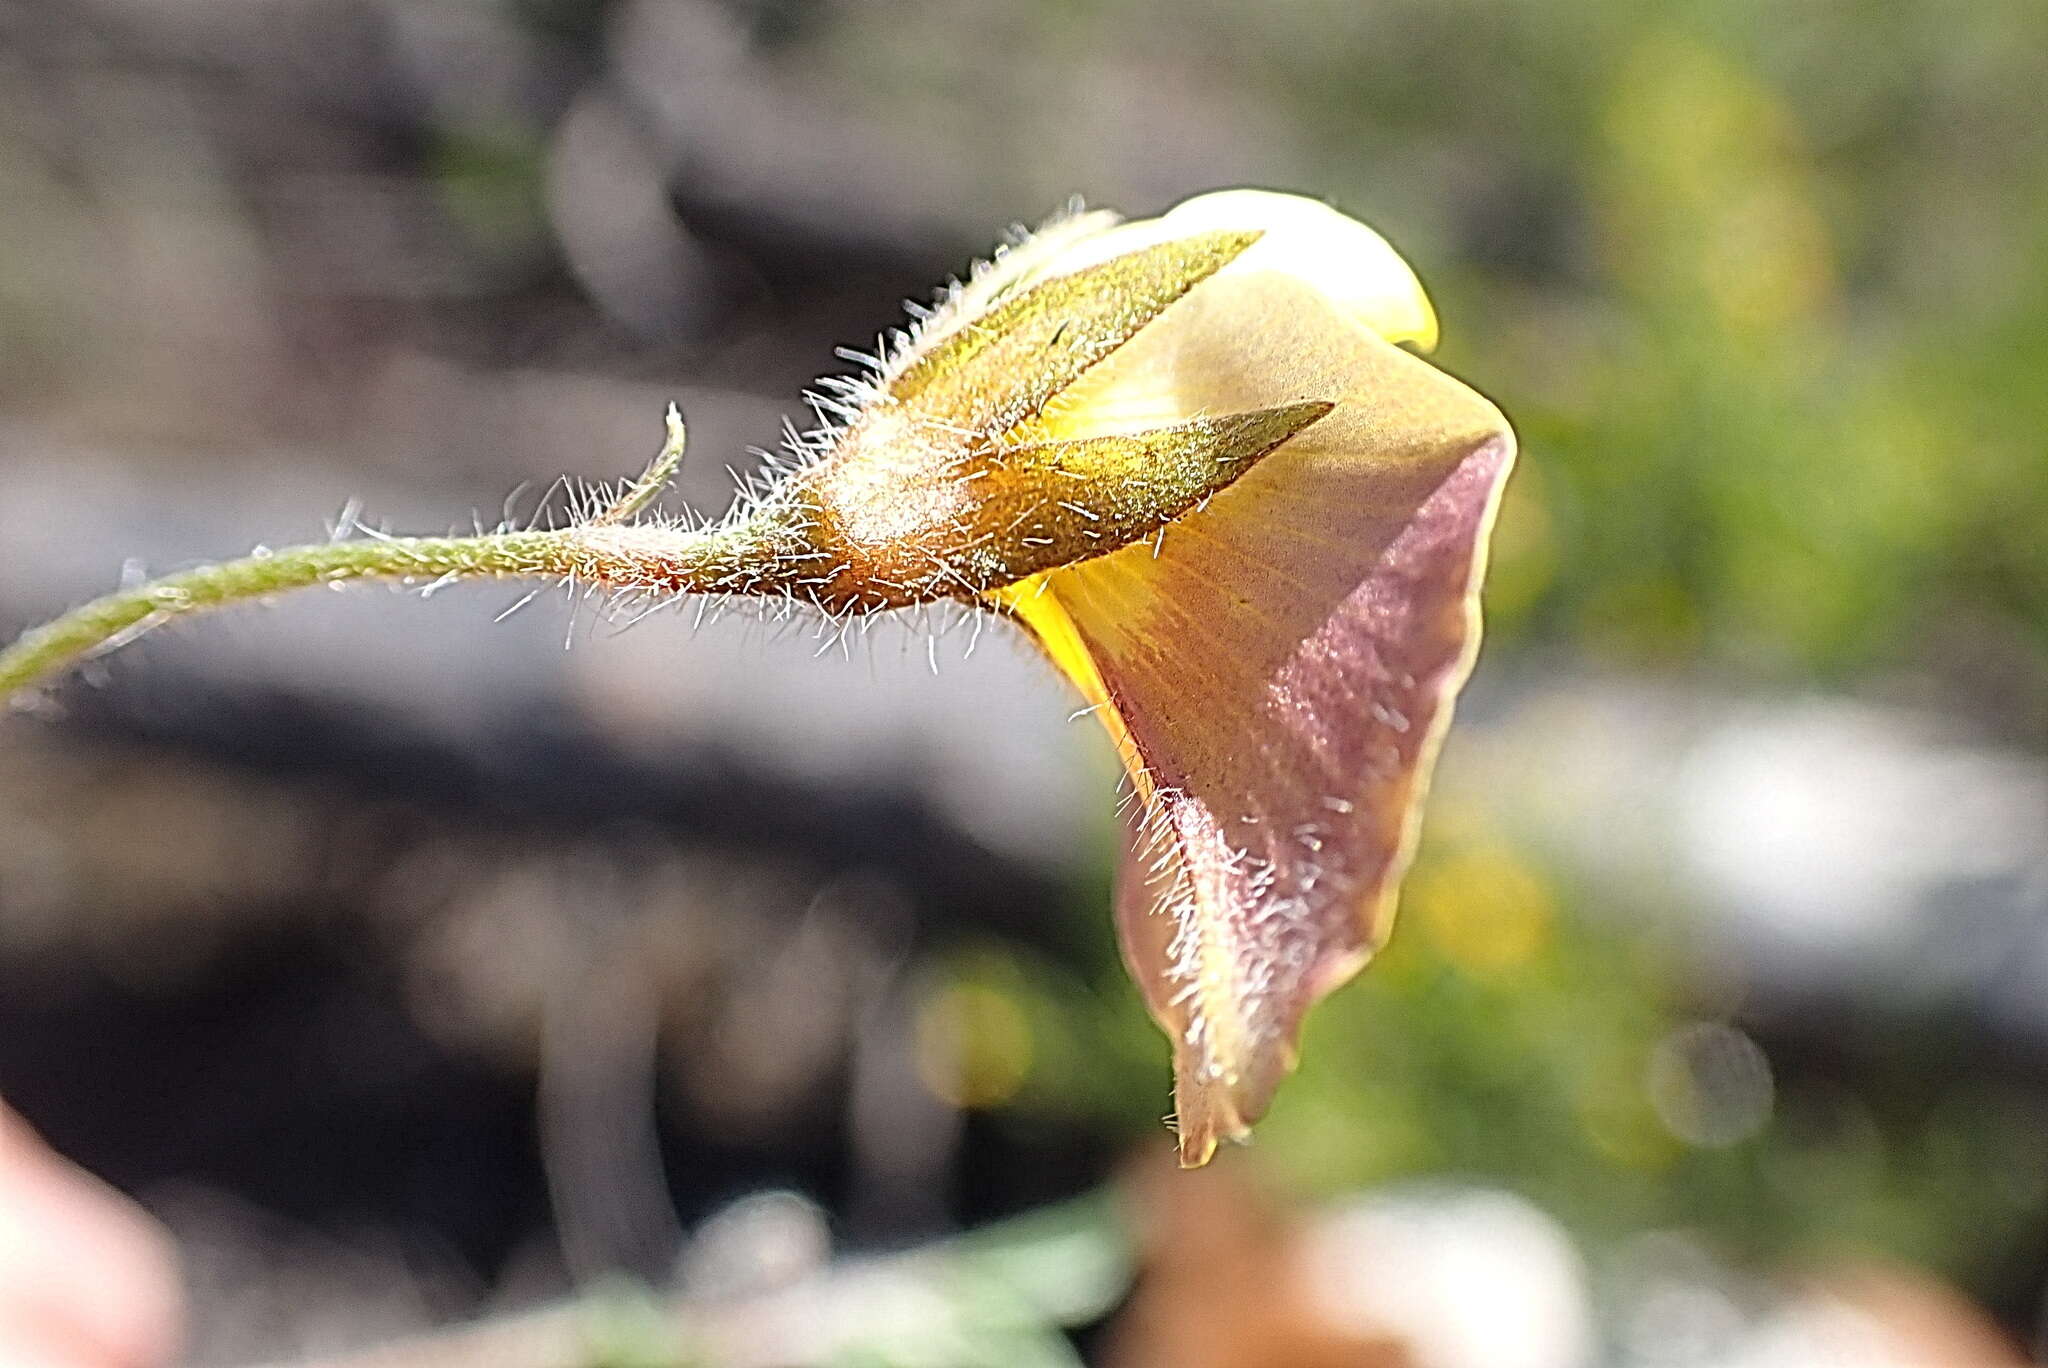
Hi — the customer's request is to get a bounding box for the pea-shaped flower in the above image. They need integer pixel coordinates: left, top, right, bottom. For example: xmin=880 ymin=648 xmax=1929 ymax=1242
xmin=1 ymin=190 xmax=1514 ymax=1166
xmin=946 ymin=192 xmax=1515 ymax=1163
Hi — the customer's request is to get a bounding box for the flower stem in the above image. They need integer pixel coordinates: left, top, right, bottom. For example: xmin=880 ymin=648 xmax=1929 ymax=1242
xmin=0 ymin=531 xmax=556 ymax=699
xmin=0 ymin=408 xmax=800 ymax=701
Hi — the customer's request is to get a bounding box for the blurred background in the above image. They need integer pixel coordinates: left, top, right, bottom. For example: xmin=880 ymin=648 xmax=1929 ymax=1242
xmin=3 ymin=0 xmax=2047 ymax=1364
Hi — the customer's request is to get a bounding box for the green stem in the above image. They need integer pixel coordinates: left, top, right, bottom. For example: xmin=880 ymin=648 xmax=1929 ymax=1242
xmin=0 ymin=520 xmax=795 ymax=701
xmin=0 ymin=531 xmax=560 ymax=699
xmin=0 ymin=409 xmax=824 ymax=702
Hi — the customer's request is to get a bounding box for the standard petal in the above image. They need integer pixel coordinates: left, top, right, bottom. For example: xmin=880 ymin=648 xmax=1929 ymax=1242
xmin=1001 ymin=265 xmax=1513 ymax=1165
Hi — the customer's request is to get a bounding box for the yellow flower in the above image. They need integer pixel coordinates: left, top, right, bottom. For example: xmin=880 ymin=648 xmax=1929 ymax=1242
xmin=756 ymin=189 xmax=1511 ymax=1163
xmin=961 ymin=191 xmax=1515 ymax=1165
xmin=0 ymin=187 xmax=1511 ymax=1170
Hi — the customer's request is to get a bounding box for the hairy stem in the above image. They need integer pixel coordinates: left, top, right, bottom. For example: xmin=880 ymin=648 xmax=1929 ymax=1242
xmin=0 ymin=411 xmax=812 ymax=700
xmin=0 ymin=521 xmax=796 ymax=701
xmin=0 ymin=532 xmax=528 ymax=698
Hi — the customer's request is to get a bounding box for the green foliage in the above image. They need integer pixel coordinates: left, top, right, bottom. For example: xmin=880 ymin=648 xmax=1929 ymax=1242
xmin=1392 ymin=8 xmax=2048 ymax=699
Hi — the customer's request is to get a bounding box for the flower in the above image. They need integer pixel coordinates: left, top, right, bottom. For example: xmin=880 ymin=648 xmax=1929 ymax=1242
xmin=0 ymin=186 xmax=1511 ymax=1170
xmin=755 ymin=190 xmax=1511 ymax=1164
xmin=965 ymin=191 xmax=1515 ymax=1165
xmin=502 ymin=192 xmax=1508 ymax=1164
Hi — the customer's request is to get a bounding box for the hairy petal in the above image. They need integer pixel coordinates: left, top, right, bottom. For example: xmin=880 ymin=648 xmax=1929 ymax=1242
xmin=1001 ymin=264 xmax=1514 ymax=1164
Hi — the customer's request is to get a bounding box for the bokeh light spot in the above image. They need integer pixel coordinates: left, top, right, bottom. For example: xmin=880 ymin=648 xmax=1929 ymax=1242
xmin=1413 ymin=845 xmax=1556 ymax=978
xmin=914 ymin=980 xmax=1034 ymax=1110
xmin=1647 ymin=1021 xmax=1775 ymax=1148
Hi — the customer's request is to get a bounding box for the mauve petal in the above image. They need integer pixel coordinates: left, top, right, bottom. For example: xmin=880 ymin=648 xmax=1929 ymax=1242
xmin=1003 ymin=266 xmax=1514 ymax=1164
